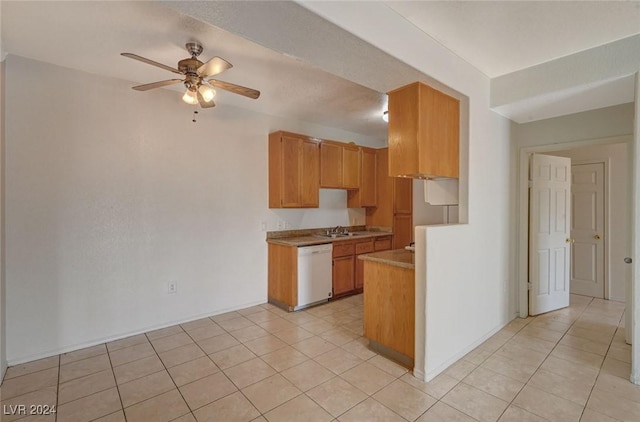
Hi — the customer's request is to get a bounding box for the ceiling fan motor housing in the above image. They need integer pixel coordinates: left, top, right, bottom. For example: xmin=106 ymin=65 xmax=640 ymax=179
xmin=178 ymin=58 xmax=204 ymax=76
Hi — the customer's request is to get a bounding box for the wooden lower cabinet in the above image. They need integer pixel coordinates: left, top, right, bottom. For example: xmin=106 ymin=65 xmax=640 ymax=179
xmin=333 ymin=255 xmax=355 ymax=296
xmin=267 ymin=243 xmax=298 ymax=308
xmin=374 ymin=236 xmax=392 ymax=251
xmin=333 ymin=236 xmax=392 ymax=296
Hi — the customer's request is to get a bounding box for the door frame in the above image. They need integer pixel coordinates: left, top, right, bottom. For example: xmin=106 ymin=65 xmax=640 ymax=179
xmin=570 ymin=159 xmax=608 ymax=299
xmin=517 ymin=135 xmax=631 ymax=318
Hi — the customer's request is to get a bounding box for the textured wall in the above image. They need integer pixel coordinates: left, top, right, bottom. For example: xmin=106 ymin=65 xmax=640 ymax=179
xmin=4 ymin=55 xmax=382 ymax=363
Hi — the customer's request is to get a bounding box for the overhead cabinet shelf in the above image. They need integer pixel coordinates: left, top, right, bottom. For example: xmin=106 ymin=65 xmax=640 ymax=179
xmin=388 ymin=81 xmax=460 ymax=179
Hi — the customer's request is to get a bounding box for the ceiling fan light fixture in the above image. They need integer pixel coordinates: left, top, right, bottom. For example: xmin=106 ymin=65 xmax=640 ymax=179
xmin=199 ymin=85 xmax=216 ymax=102
xmin=182 ymin=89 xmax=198 ymax=105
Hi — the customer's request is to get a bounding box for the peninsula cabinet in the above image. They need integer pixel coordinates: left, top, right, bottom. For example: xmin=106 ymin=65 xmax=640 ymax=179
xmin=320 ymin=140 xmax=360 ymax=189
xmin=269 ymin=131 xmax=320 ymax=208
xmin=388 ymin=81 xmax=459 ymax=179
xmin=347 ymin=146 xmax=377 ymax=208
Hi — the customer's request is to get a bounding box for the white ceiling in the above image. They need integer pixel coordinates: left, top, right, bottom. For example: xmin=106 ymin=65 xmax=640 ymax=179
xmin=386 ymin=1 xmax=640 ymax=78
xmin=1 ymin=1 xmax=387 ymax=139
xmin=2 ymin=1 xmax=639 ymax=133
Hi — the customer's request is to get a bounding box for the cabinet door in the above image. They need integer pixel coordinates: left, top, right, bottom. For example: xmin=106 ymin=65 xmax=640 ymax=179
xmin=280 ymin=135 xmax=302 ymax=207
xmin=360 ymin=148 xmax=377 ymax=206
xmin=394 ymin=177 xmax=413 ymax=214
xmin=374 ymin=236 xmax=392 ymax=251
xmin=300 ymin=139 xmax=320 ymax=207
xmin=342 ymin=146 xmax=360 ymax=189
xmin=333 ymin=256 xmax=355 ymax=296
xmin=355 ymin=257 xmax=364 ymax=290
xmin=320 ymin=142 xmax=343 ymax=188
xmin=393 ymin=213 xmax=413 ymax=249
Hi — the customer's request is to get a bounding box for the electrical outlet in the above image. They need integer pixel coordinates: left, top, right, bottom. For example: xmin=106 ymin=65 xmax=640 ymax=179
xmin=168 ymin=281 xmax=177 ymax=294
xmin=277 ymin=221 xmax=285 ymax=230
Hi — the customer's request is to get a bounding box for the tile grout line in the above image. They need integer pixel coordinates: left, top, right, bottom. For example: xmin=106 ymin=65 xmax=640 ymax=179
xmin=577 ymin=302 xmax=628 ymax=422
xmin=496 ymin=297 xmax=594 ymax=421
xmin=143 ymin=329 xmax=196 ymax=421
xmin=54 ymin=354 xmax=60 ymax=422
xmin=105 ymin=340 xmax=128 ymax=422
xmin=430 ymin=296 xmax=595 ymax=422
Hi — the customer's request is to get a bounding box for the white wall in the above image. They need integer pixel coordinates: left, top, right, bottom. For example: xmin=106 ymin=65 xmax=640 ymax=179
xmin=4 ymin=55 xmax=383 ymax=364
xmin=515 ymin=103 xmax=635 ymax=147
xmin=0 ymin=57 xmax=6 ymax=379
xmin=412 ymin=180 xmax=446 ymax=226
xmin=513 ymin=104 xmax=635 ymax=307
xmin=300 ymin=1 xmax=515 ymax=381
xmin=513 ymin=104 xmax=635 ymax=319
xmin=554 ymin=143 xmax=630 ymax=302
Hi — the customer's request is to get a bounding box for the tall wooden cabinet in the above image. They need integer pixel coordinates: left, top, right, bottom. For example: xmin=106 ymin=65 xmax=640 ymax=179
xmin=269 ymin=131 xmax=320 ymax=208
xmin=387 ymin=81 xmax=459 ymax=179
xmin=366 ymin=148 xmax=413 ymax=249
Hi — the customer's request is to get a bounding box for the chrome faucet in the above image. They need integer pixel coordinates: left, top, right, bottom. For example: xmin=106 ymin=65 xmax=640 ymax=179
xmin=326 ymin=225 xmax=347 ymax=235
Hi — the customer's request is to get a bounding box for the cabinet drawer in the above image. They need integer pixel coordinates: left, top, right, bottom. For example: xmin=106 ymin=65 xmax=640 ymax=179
xmin=355 ymin=240 xmax=374 ymax=255
xmin=333 ymin=242 xmax=355 ymax=258
xmin=374 ymin=237 xmax=392 ymax=251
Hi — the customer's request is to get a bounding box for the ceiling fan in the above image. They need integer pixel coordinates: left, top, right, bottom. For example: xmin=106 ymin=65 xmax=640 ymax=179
xmin=121 ymin=42 xmax=260 ymax=108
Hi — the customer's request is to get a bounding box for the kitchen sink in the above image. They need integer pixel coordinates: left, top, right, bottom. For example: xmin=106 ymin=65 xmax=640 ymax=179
xmin=314 ymin=232 xmax=368 ymax=238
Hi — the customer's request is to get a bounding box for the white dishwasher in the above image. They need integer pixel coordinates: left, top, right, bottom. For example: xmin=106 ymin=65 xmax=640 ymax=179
xmin=297 ymin=243 xmax=333 ymax=310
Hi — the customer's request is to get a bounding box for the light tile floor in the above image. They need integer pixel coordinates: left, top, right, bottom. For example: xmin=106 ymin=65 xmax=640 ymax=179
xmin=1 ymin=293 xmax=638 ymax=421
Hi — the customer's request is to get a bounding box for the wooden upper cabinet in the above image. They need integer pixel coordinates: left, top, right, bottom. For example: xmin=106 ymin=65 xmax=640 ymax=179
xmin=347 ymin=147 xmax=377 ymax=208
xmin=320 ymin=142 xmax=343 ymax=188
xmin=342 ymin=145 xmax=360 ymax=189
xmin=269 ymin=131 xmax=320 ymax=208
xmin=387 ymin=82 xmax=459 ymax=179
xmin=320 ymin=140 xmax=361 ymax=189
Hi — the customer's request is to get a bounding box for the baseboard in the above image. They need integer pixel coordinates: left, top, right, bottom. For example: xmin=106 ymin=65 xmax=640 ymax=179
xmin=6 ymin=298 xmax=267 ymax=366
xmin=423 ymin=316 xmax=514 ymax=382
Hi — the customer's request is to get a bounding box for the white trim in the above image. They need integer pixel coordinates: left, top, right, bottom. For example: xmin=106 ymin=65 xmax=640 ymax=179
xmin=6 ymin=298 xmax=267 ymax=366
xmin=631 ymin=72 xmax=640 ymax=385
xmin=424 ymin=317 xmax=514 ymax=381
xmin=570 ymin=159 xmax=609 ymax=300
xmin=517 ymin=135 xmax=632 ymax=318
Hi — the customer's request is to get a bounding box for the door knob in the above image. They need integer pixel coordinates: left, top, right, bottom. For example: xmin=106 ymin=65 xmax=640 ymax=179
xmin=565 ymin=238 xmax=574 ymax=243
xmin=594 ymin=234 xmax=601 ymax=240
xmin=624 ymin=257 xmax=632 ymax=264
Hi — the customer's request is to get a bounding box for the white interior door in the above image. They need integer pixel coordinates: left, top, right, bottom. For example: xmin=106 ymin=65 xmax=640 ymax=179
xmin=529 ymin=154 xmax=572 ymax=315
xmin=570 ymin=163 xmax=605 ymax=298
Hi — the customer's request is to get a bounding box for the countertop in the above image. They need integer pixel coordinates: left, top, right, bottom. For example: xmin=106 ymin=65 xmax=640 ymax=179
xmin=266 ymin=231 xmax=392 ymax=247
xmin=358 ymin=249 xmax=415 ymax=270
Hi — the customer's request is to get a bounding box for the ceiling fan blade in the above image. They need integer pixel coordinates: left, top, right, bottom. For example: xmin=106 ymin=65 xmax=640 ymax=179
xmin=197 ymin=56 xmax=233 ymax=78
xmin=197 ymin=90 xmax=216 ymax=108
xmin=121 ymin=53 xmax=182 ymax=75
xmin=208 ymin=79 xmax=260 ymax=99
xmin=131 ymin=79 xmax=184 ymax=91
